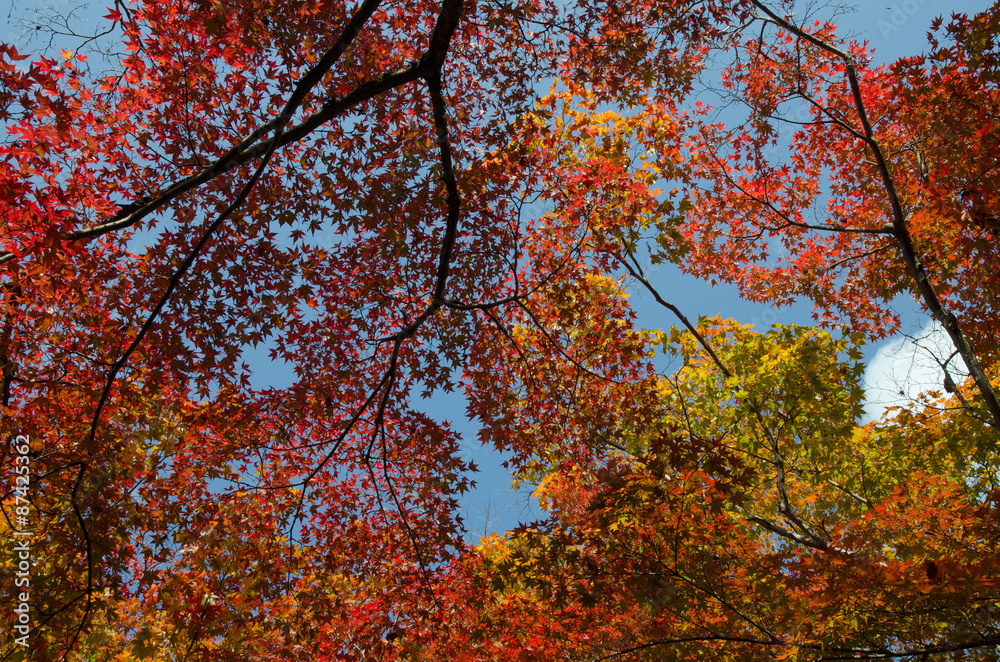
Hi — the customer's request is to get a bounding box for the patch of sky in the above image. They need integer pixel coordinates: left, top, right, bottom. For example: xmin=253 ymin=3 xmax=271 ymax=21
xmin=862 ymin=316 xmax=971 ymax=422
xmin=409 ymin=386 xmax=542 ymax=543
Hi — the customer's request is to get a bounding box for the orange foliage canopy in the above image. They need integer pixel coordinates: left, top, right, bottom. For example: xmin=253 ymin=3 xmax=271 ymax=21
xmin=0 ymin=0 xmax=998 ymax=659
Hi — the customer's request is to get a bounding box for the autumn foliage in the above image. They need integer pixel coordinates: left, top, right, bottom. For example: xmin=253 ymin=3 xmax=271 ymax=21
xmin=1 ymin=0 xmax=999 ymax=659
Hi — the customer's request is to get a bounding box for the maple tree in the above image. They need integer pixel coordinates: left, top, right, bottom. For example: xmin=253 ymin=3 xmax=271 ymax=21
xmin=1 ymin=0 xmax=998 ymax=660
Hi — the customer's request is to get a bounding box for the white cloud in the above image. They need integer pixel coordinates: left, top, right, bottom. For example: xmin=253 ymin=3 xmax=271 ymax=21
xmin=862 ymin=319 xmax=967 ymax=422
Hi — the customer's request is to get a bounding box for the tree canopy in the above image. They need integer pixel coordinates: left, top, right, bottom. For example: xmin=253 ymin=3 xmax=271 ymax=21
xmin=1 ymin=0 xmax=999 ymax=659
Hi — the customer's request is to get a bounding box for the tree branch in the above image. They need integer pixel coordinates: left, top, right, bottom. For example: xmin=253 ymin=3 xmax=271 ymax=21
xmin=751 ymin=0 xmax=1000 ymax=429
